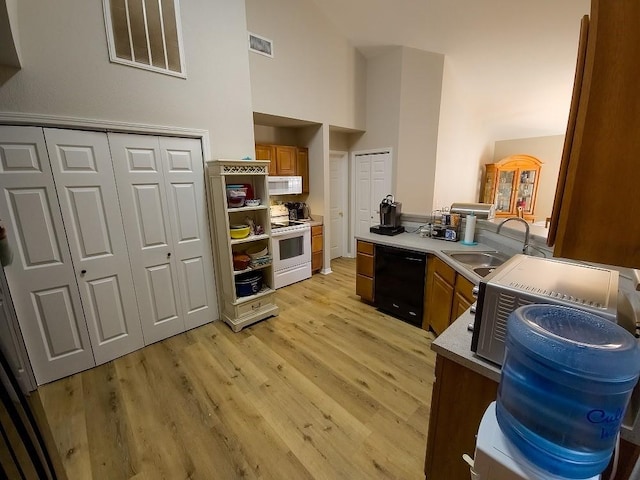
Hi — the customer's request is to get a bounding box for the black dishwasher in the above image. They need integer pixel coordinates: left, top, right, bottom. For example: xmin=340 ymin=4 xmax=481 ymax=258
xmin=374 ymin=245 xmax=426 ymax=327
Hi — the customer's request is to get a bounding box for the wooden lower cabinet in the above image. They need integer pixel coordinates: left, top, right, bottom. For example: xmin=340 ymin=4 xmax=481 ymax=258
xmin=452 ymin=275 xmax=475 ymax=321
xmin=425 ymin=355 xmax=640 ymax=479
xmin=356 ymin=241 xmax=375 ymax=302
xmin=424 ymin=355 xmax=498 ymax=480
xmin=311 ymin=225 xmax=323 ymax=273
xmin=424 ymin=255 xmax=476 ymax=335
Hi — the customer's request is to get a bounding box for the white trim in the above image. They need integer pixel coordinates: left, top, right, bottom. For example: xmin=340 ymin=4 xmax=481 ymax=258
xmin=320 ymin=267 xmax=333 ymax=275
xmin=248 ymin=32 xmax=274 ymax=58
xmin=0 ymin=111 xmax=212 ymax=165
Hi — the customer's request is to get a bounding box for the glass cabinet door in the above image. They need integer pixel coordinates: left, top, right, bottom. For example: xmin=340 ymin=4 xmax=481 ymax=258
xmin=495 ymin=170 xmax=515 ymax=213
xmin=516 ymin=169 xmax=537 ymax=213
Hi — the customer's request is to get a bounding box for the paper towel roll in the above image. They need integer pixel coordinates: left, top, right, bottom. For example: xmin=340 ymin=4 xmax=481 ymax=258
xmin=464 ymin=214 xmax=476 ymax=244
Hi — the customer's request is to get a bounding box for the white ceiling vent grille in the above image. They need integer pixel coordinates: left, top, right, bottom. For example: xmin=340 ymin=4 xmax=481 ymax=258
xmin=103 ymin=0 xmax=187 ymax=78
xmin=248 ymin=32 xmax=273 ymax=58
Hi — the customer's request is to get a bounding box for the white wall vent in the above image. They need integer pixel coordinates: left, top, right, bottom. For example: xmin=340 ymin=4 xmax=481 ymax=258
xmin=248 ymin=32 xmax=273 ymax=58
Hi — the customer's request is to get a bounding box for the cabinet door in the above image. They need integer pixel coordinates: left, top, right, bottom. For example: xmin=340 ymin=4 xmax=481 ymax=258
xmin=495 ymin=168 xmax=517 ymax=214
xmin=297 ymin=147 xmax=309 ymax=193
xmin=0 ymin=126 xmax=95 ymax=384
xmin=516 ymin=169 xmax=538 ymax=216
xmin=45 ymin=128 xmax=144 ymax=365
xmin=548 ymin=2 xmax=640 ymax=269
xmin=429 ymin=272 xmax=454 ymax=335
xmin=159 ymin=137 xmax=217 ymax=330
xmin=255 ymin=144 xmax=275 ymax=174
xmin=275 ymin=146 xmax=297 ymax=175
xmin=451 ymin=291 xmax=473 ymax=321
xmin=109 ymin=133 xmax=185 ymax=345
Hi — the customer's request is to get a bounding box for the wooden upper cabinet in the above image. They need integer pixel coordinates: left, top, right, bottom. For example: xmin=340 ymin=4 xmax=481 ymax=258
xmin=297 ymin=147 xmax=309 ymax=193
xmin=274 ymin=146 xmax=297 ymax=175
xmin=548 ymin=0 xmax=640 ymax=269
xmin=255 ymin=144 xmax=275 ymax=174
xmin=481 ymin=155 xmax=542 ymax=222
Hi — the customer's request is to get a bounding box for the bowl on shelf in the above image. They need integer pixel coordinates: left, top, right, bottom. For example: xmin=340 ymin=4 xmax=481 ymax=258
xmin=226 ymin=186 xmax=248 ymax=208
xmin=245 ymin=243 xmax=268 ymax=259
xmin=233 ymin=252 xmax=251 ymax=271
xmin=230 ymin=224 xmax=250 ymax=239
xmin=244 ymin=198 xmax=261 ymax=207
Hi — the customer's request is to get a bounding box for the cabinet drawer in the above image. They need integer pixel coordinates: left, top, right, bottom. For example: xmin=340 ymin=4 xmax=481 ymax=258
xmin=432 ymin=256 xmax=456 ymax=285
xmin=236 ymin=295 xmax=273 ymax=317
xmin=455 ymin=274 xmax=475 ymax=303
xmin=356 ymin=274 xmax=374 ymax=302
xmin=312 ymin=251 xmax=323 ymax=272
xmin=357 ymin=240 xmax=374 ymax=255
xmin=311 ymin=225 xmax=323 ymax=236
xmin=356 ymin=253 xmax=374 ymax=278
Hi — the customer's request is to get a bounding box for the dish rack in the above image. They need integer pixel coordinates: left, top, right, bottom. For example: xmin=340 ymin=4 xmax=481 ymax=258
xmin=425 ymin=209 xmax=461 ymax=242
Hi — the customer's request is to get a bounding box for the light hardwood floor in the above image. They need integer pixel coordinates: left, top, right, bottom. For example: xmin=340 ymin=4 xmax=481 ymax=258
xmin=35 ymin=258 xmax=436 ymax=480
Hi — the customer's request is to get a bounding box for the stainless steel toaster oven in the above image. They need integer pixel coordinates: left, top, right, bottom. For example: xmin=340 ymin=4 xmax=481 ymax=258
xmin=471 ymin=254 xmax=619 ymax=365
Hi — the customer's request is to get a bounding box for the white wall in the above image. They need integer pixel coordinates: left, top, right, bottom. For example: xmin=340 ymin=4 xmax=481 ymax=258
xmin=352 ymin=46 xmax=443 ymax=215
xmin=493 ymin=135 xmax=564 ymax=222
xmin=0 ymin=0 xmax=255 ymax=159
xmin=433 ymin=57 xmax=493 ymax=211
xmin=397 ymin=47 xmax=443 ymax=215
xmin=245 ymin=0 xmax=366 ymax=130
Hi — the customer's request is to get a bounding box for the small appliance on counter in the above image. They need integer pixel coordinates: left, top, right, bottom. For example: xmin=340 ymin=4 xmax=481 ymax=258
xmin=450 ymin=202 xmax=496 ymax=220
xmin=426 ymin=208 xmax=461 ymax=242
xmin=285 ymin=202 xmax=309 ymax=221
xmin=471 ymin=254 xmax=619 ymax=366
xmin=370 ymin=195 xmax=405 ymax=236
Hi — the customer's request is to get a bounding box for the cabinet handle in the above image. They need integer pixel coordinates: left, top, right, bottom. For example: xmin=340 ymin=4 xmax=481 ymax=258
xmin=167 ymin=252 xmax=172 ymax=258
xmin=81 ymin=269 xmax=87 ymax=275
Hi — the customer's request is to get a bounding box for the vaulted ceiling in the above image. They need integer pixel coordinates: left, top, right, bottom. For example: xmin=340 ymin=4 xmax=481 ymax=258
xmin=310 ymin=0 xmax=591 ymax=140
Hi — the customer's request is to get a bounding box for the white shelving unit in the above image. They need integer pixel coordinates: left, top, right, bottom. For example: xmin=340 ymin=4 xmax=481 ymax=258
xmin=206 ymin=160 xmax=278 ymax=332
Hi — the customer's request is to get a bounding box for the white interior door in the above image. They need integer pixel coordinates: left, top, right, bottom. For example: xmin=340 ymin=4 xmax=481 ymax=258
xmin=0 ymin=126 xmax=95 ymax=384
xmin=159 ymin=137 xmax=217 ymax=330
xmin=44 ymin=128 xmax=144 ymax=364
xmin=329 ymin=151 xmax=347 ymax=259
xmin=109 ymin=133 xmax=185 ymax=345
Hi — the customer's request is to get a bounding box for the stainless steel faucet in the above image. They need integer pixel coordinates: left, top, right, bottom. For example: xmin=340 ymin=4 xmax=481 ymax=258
xmin=496 ymin=217 xmax=530 ymax=254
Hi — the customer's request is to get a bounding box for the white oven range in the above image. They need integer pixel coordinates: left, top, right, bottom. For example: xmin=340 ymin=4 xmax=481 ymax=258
xmin=270 ymin=205 xmax=311 ymax=289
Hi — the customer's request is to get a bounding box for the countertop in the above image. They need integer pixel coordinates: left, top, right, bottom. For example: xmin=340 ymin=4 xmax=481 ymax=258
xmin=357 ymin=228 xmax=640 ymax=445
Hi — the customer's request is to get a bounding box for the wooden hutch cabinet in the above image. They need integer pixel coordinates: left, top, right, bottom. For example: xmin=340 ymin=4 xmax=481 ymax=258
xmin=481 ymin=155 xmax=542 ymax=222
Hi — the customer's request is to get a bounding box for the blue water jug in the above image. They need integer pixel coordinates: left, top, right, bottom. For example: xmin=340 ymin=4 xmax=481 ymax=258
xmin=496 ymin=304 xmax=640 ymax=479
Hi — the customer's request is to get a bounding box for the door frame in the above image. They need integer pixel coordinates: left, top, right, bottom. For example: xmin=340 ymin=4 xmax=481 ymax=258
xmin=350 ymin=147 xmax=393 ymax=257
xmin=329 ymin=150 xmax=349 ymax=259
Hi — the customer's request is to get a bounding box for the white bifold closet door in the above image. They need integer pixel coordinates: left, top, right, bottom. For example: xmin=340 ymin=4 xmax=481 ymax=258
xmin=108 ymin=133 xmax=216 ymax=345
xmin=44 ymin=128 xmax=144 ymax=365
xmin=355 ymin=152 xmax=392 ymax=237
xmin=0 ymin=126 xmax=95 ymax=384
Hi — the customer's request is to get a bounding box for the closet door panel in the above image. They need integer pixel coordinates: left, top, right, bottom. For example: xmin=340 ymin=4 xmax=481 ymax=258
xmin=44 ymin=128 xmax=144 ymax=364
xmin=160 ymin=137 xmax=217 ymax=330
xmin=0 ymin=126 xmax=94 ymax=384
xmin=109 ymin=133 xmax=185 ymax=344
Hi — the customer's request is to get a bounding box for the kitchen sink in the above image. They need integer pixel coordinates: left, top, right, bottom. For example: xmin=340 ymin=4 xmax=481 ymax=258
xmin=444 ymin=250 xmax=512 ymax=277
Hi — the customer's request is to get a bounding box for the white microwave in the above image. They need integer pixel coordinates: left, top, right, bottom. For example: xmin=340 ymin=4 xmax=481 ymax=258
xmin=268 ymin=176 xmax=302 ymax=195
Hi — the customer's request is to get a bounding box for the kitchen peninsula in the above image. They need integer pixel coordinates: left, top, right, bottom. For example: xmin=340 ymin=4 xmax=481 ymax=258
xmin=355 ymin=224 xmax=640 ymax=480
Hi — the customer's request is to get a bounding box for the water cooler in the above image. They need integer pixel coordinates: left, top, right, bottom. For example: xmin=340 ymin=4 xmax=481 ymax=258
xmin=469 ymin=304 xmax=640 ymax=480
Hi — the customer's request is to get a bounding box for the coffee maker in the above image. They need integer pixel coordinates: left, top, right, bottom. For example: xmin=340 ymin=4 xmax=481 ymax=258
xmin=370 ymin=195 xmax=405 ymax=236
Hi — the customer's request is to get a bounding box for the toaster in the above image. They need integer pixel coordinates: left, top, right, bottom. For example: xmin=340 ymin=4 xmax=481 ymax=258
xmin=471 ymin=254 xmax=619 ymax=366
